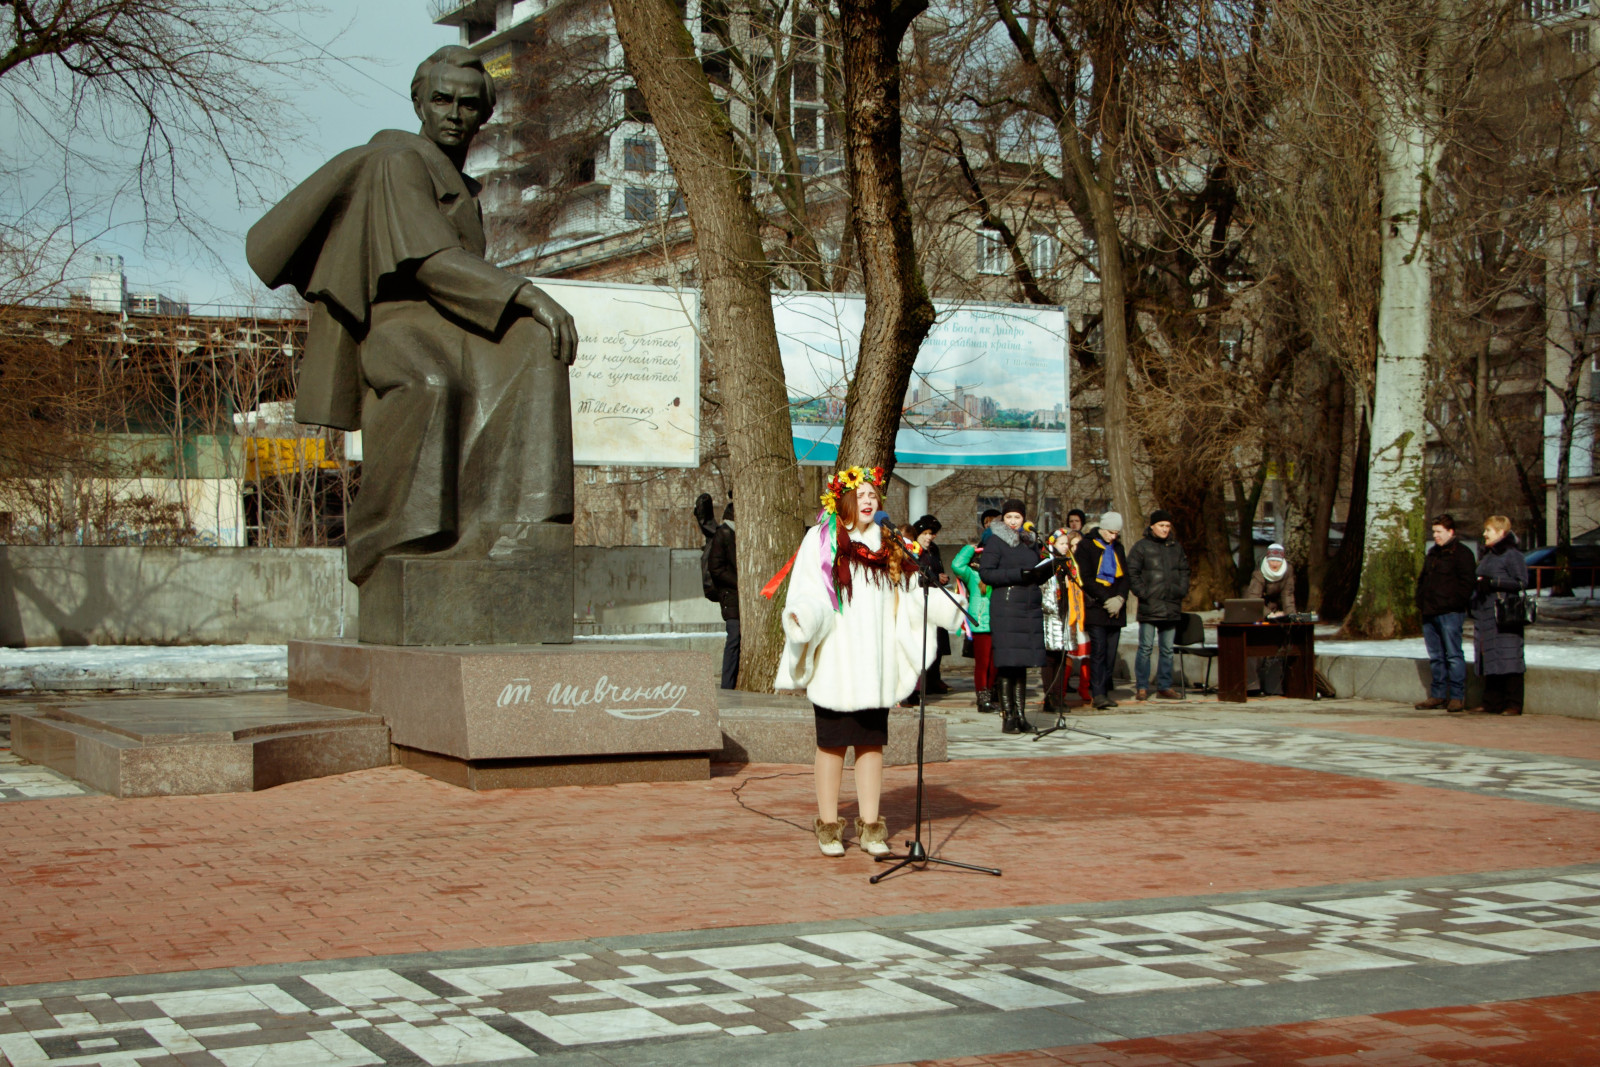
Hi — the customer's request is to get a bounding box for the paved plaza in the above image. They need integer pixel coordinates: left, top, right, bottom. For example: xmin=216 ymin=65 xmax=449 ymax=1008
xmin=2 ymin=693 xmax=1599 ymax=1064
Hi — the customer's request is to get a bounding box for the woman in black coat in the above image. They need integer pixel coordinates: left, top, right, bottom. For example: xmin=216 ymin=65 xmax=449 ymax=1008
xmin=1470 ymin=516 xmax=1529 ymax=716
xmin=978 ymin=498 xmax=1051 ymax=734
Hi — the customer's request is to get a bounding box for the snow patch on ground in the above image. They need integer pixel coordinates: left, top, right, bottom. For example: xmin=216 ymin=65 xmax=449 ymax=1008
xmin=0 ymin=645 xmax=288 ymax=691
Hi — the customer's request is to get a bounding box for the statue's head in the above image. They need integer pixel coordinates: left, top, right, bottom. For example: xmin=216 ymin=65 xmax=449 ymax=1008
xmin=411 ymin=46 xmax=496 ymax=156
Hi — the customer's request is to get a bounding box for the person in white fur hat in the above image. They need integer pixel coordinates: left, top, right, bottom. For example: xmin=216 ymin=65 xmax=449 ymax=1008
xmin=772 ymin=465 xmax=967 ymax=857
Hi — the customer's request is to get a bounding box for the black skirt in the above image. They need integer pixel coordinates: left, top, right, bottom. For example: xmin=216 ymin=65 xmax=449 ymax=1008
xmin=814 ymin=705 xmax=889 ymax=748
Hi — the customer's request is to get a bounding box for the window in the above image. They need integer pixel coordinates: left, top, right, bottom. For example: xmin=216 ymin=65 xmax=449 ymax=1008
xmin=799 ymin=154 xmax=820 ymax=175
xmin=977 ymin=227 xmax=1007 ymax=275
xmin=624 ymin=186 xmax=657 ymax=222
xmin=823 ymin=111 xmax=838 ymax=151
xmin=793 ymin=107 xmax=819 ymax=148
xmin=1030 ymin=231 xmax=1060 ymax=275
xmin=702 ymin=0 xmax=729 ymax=36
xmin=795 ymin=14 xmax=817 ymax=53
xmin=624 ymin=87 xmax=652 ymax=124
xmin=1572 ymin=26 xmax=1592 ymax=52
xmin=1527 ymin=0 xmax=1585 ymax=21
xmin=623 ymin=138 xmax=656 ymax=172
xmin=667 ymin=188 xmax=687 ymax=216
xmin=793 ymin=61 xmax=818 ymax=101
xmin=702 ymin=51 xmax=731 ymax=86
xmin=576 ymin=156 xmax=596 ymax=183
xmin=1081 ymin=237 xmax=1101 ymax=283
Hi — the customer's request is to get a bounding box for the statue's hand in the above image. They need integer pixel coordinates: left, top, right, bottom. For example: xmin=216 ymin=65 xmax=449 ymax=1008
xmin=516 ymin=284 xmax=578 ymax=366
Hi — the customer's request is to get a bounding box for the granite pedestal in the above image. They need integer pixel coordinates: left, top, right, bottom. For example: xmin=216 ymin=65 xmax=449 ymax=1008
xmin=289 ymin=639 xmax=721 ymax=788
xmin=715 ymin=692 xmax=946 ymax=765
xmin=357 ymin=524 xmax=574 ymax=646
xmin=11 ymin=694 xmax=390 ymax=797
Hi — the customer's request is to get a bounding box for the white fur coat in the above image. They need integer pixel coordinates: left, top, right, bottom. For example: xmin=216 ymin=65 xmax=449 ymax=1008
xmin=774 ymin=522 xmax=966 ymax=710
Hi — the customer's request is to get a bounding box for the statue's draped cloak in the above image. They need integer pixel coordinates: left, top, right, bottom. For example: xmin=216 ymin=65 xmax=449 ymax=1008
xmin=246 ymin=130 xmax=573 ymax=583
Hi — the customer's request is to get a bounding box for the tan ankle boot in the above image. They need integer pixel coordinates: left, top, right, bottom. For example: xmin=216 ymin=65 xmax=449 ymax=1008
xmin=855 ymin=816 xmax=891 ymax=857
xmin=814 ymin=817 xmax=845 ymax=856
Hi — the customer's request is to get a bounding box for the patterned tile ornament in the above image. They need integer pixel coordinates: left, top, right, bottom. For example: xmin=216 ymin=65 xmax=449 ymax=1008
xmin=2 ymin=872 xmax=1598 ymax=1064
xmin=949 ymin=726 xmax=1600 ymax=808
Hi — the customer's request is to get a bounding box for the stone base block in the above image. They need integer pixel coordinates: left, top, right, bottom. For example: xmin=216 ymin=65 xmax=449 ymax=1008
xmin=11 ymin=694 xmax=390 ymax=797
xmin=394 ymin=746 xmax=709 ymax=790
xmin=715 ymin=693 xmax=945 ymax=765
xmin=289 ymin=640 xmax=721 ymax=773
xmin=358 ymin=525 xmax=574 ymax=646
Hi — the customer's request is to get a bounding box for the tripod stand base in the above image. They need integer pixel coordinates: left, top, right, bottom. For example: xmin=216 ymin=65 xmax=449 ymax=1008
xmin=871 ymin=839 xmax=1002 ymax=883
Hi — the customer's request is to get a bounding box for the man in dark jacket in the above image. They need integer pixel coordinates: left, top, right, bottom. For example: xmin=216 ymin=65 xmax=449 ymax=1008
xmin=1414 ymin=513 xmax=1477 ymax=711
xmin=1127 ymin=509 xmax=1191 ymax=700
xmin=1073 ymin=512 xmax=1130 ymax=709
xmin=708 ymin=501 xmax=739 ymax=689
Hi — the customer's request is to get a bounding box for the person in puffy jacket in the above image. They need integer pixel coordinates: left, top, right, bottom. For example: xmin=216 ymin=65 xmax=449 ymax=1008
xmin=979 ymin=498 xmax=1052 ymax=733
xmin=1468 ymin=515 xmax=1528 ymax=716
xmin=950 ymin=509 xmax=1000 ymax=714
xmin=1127 ymin=508 xmax=1189 ymax=700
xmin=1414 ymin=513 xmax=1477 ymax=712
xmin=1073 ymin=513 xmax=1130 ymax=709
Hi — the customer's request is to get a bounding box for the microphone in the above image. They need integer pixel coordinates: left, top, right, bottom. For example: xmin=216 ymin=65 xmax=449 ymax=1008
xmin=872 ymin=510 xmax=904 ymax=540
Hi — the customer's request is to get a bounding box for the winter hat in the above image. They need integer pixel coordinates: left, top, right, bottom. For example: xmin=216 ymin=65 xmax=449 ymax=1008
xmin=1149 ymin=508 xmax=1172 ymax=526
xmin=1098 ymin=511 xmax=1124 ymax=534
xmin=912 ymin=514 xmax=941 ymax=534
xmin=1066 ymin=508 xmax=1087 ymax=525
xmin=979 ymin=507 xmax=1001 ymax=525
xmin=1001 ymin=498 xmax=1026 ymax=518
xmin=1266 ymin=542 xmax=1286 ymax=559
xmin=723 ymin=500 xmax=734 ymax=521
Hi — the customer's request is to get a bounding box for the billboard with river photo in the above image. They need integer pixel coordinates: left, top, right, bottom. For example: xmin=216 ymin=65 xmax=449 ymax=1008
xmin=774 ymin=291 xmax=1071 ymax=470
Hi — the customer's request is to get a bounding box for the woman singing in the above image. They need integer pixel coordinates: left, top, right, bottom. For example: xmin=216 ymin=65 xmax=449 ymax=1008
xmin=774 ymin=466 xmax=967 ymax=857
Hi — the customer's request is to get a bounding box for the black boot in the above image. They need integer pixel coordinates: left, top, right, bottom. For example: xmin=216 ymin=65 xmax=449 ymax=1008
xmin=1015 ymin=675 xmax=1034 ymax=732
xmin=1000 ymin=675 xmax=1021 ymax=733
xmin=976 ymin=686 xmax=997 ymax=715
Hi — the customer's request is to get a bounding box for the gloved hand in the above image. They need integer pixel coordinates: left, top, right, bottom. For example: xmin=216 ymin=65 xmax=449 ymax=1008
xmin=1103 ymin=595 xmax=1126 ymax=616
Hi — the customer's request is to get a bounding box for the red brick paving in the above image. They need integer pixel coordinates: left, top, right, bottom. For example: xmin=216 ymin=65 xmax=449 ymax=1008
xmin=1299 ymin=716 xmax=1600 ymax=761
xmin=901 ymin=991 xmax=1600 ymax=1065
xmin=3 ymin=752 xmax=1599 ymax=986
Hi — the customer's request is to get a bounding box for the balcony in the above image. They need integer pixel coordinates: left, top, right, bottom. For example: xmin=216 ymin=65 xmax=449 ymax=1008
xmin=429 ymin=0 xmax=497 ymax=25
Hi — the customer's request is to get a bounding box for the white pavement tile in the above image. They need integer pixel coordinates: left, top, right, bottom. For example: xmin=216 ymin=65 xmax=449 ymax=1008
xmin=432 ymin=961 xmax=581 ymax=997
xmin=789 ymin=978 xmax=952 ymax=1019
xmin=657 ymin=943 xmax=841 ymax=971
xmin=1304 ymin=896 xmax=1437 ymax=920
xmin=211 ymin=1028 xmax=383 ymax=1067
xmin=1487 ymin=881 xmax=1600 ymax=902
xmin=1363 ymin=936 xmax=1524 ymax=965
xmin=800 ymin=932 xmax=937 ymax=961
xmin=377 ymin=1018 xmax=535 ymax=1065
xmin=1120 ymin=911 xmax=1269 ymax=934
xmin=121 ymin=984 xmax=309 ymax=1018
xmin=1260 ymin=946 xmax=1413 ymax=974
xmin=907 ymin=925 xmax=1050 ymax=954
xmin=302 ymin=970 xmax=439 ymax=1008
xmin=921 ymin=972 xmax=1082 ymax=1010
xmin=514 ymin=1007 xmax=721 ymax=1045
xmin=1215 ymin=902 xmax=1358 ymax=927
xmin=1029 ymin=964 xmax=1224 ymax=996
xmin=1458 ymin=929 xmax=1600 ymax=953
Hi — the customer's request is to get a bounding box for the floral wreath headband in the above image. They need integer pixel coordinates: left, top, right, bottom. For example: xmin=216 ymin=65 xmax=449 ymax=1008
xmin=819 ymin=465 xmax=887 ymax=515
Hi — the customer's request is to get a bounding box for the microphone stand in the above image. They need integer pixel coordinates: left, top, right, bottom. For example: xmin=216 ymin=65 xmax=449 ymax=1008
xmin=871 ymin=530 xmax=1001 ymax=884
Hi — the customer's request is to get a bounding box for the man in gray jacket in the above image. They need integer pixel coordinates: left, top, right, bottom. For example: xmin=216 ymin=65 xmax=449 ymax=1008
xmin=1127 ymin=509 xmax=1191 ymax=700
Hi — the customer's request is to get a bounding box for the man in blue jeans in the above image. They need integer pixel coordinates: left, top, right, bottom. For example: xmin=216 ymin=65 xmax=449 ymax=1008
xmin=1414 ymin=513 xmax=1477 ymax=711
xmin=1127 ymin=509 xmax=1191 ymax=700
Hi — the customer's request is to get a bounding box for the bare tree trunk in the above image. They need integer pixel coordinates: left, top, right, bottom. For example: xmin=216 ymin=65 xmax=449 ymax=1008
xmin=1321 ymin=408 xmax=1372 ymax=622
xmin=613 ymin=0 xmax=805 ymax=690
xmin=1307 ymin=373 xmax=1347 ymax=610
xmin=834 ymin=0 xmax=936 ymax=470
xmin=1347 ymin=102 xmax=1436 ymax=638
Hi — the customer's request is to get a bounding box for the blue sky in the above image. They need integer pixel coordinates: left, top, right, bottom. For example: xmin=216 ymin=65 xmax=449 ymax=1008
xmin=53 ymin=4 xmax=459 ymax=308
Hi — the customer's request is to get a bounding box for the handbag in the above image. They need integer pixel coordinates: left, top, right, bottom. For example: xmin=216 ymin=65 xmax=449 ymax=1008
xmin=1493 ymin=590 xmax=1534 ymax=629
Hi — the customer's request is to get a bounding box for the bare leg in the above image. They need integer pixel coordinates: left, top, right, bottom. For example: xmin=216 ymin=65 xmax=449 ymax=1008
xmin=853 ymin=745 xmax=884 ymax=823
xmin=815 ymin=746 xmax=846 ymax=822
